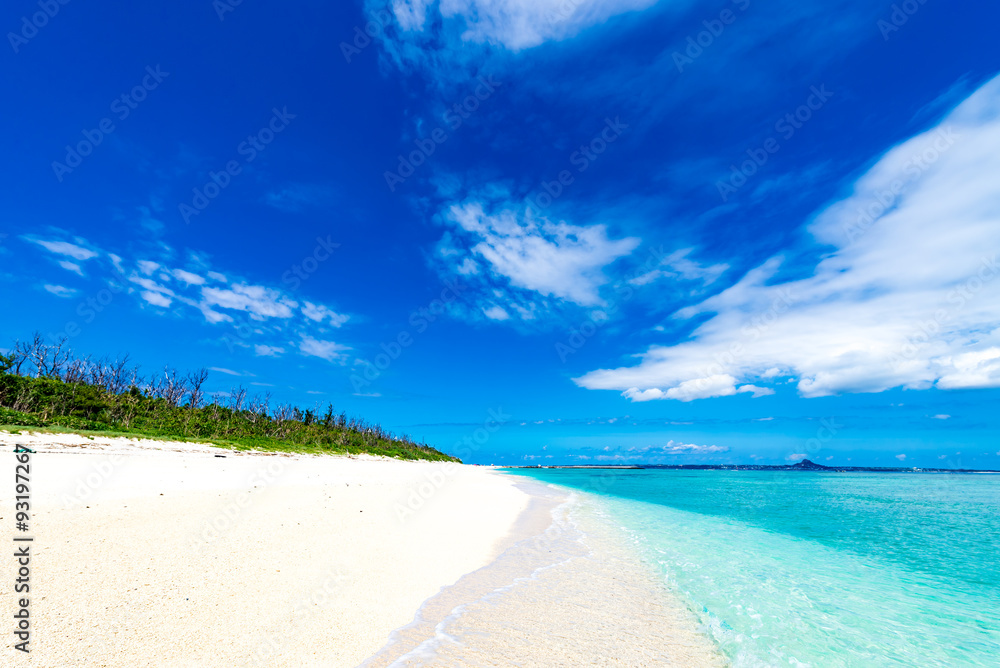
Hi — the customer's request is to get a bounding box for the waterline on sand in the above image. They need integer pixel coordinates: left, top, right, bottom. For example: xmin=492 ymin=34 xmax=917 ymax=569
xmin=360 ymin=477 xmax=724 ymax=666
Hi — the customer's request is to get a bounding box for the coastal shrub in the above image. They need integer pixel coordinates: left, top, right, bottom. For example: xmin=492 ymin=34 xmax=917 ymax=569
xmin=0 ymin=334 xmax=458 ymax=462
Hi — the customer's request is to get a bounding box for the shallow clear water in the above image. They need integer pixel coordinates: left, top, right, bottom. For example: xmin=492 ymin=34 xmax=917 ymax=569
xmin=506 ymin=469 xmax=1000 ymax=667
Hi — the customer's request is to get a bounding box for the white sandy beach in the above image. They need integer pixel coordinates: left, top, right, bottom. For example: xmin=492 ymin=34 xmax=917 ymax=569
xmin=0 ymin=431 xmax=723 ymax=667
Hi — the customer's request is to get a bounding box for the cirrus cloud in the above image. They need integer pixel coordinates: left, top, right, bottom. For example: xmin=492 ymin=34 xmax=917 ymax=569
xmin=576 ymin=75 xmax=1000 ymax=402
xmin=437 ymin=197 xmax=640 ymax=320
xmin=43 ymin=284 xmax=77 ymax=298
xmin=23 ymin=236 xmax=355 ymax=367
xmin=384 ymin=0 xmax=657 ymax=52
xmin=299 ymin=335 xmax=350 ymax=363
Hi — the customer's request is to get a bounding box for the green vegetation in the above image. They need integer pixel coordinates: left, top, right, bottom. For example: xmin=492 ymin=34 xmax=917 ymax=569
xmin=0 ymin=333 xmax=458 ymax=462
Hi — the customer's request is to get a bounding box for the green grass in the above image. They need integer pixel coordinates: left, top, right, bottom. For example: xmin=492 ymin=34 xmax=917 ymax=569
xmin=0 ymin=421 xmax=445 ymax=459
xmin=0 ymin=348 xmax=460 ymax=462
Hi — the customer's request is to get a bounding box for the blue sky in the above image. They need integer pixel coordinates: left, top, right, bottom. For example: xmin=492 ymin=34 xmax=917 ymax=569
xmin=2 ymin=0 xmax=999 ymax=467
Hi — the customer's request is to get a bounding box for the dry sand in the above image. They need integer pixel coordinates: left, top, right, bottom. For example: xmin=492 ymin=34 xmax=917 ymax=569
xmin=0 ymin=430 xmax=724 ymax=667
xmin=0 ymin=431 xmax=528 ymax=666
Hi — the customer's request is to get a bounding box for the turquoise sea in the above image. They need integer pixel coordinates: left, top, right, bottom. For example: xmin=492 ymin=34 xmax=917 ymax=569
xmin=507 ymin=469 xmax=1000 ymax=667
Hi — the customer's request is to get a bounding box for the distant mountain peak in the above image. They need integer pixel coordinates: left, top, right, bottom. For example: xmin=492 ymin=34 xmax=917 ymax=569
xmin=790 ymin=459 xmax=828 ymax=469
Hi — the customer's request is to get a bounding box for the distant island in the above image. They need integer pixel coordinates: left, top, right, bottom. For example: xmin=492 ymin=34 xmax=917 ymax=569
xmin=511 ymin=459 xmax=1000 ymax=473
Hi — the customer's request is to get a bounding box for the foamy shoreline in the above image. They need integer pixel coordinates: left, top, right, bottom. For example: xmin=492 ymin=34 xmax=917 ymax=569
xmin=0 ymin=431 xmax=723 ymax=666
xmin=366 ymin=475 xmax=725 ymax=666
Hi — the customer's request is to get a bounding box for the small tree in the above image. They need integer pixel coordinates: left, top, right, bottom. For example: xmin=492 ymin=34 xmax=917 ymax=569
xmin=186 ymin=368 xmax=209 ymax=410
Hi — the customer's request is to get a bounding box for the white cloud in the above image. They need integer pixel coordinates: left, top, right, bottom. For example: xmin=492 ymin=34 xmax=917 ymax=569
xmin=936 ymin=348 xmax=1000 ymax=389
xmin=58 ymin=260 xmax=84 ymax=276
xmin=660 ymin=441 xmax=730 ymax=455
xmin=201 ymin=284 xmax=298 ymax=321
xmin=299 ymin=336 xmax=350 ymax=363
xmin=482 ymin=305 xmax=510 ymax=320
xmin=198 ymin=305 xmax=232 ymax=324
xmin=630 ymin=247 xmax=728 ymax=287
xmin=443 ymin=199 xmax=639 ymax=309
xmin=577 ymin=76 xmax=1000 ymax=401
xmin=456 ymin=258 xmax=479 ymax=275
xmin=209 ymin=367 xmax=242 ymax=376
xmin=172 ymin=269 xmax=206 ymax=286
xmin=23 ymin=234 xmax=356 ymax=365
xmin=624 ymin=374 xmax=738 ymax=402
xmin=301 ymin=302 xmax=349 ymax=327
xmin=387 ymin=0 xmax=657 ymax=51
xmin=43 ymin=284 xmax=76 ymax=298
xmin=787 ymin=453 xmax=807 ymax=461
xmin=737 ymin=384 xmax=775 ymax=398
xmin=30 ymin=239 xmax=97 ymax=261
xmin=620 ymin=387 xmax=665 ymax=401
xmin=137 ymin=260 xmax=160 ymax=275
xmin=130 ymin=276 xmax=173 ymax=294
xmin=896 ymin=454 xmax=907 ymax=461
xmin=140 ymin=290 xmax=172 ymax=308
xmin=931 ymin=414 xmax=951 ymax=420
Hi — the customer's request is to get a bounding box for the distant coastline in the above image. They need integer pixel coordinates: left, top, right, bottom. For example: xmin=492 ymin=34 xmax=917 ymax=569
xmin=507 ymin=458 xmax=1000 ymax=473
